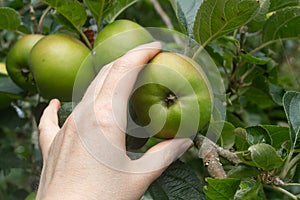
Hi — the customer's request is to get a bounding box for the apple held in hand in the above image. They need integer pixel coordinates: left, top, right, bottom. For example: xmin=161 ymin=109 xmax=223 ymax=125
xmin=5 ymin=34 xmax=44 ymax=92
xmin=128 ymin=52 xmax=213 ymax=139
xmin=29 ymin=34 xmax=90 ymax=102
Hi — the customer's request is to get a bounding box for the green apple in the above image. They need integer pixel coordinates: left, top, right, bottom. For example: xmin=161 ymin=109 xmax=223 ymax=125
xmin=129 ymin=52 xmax=213 ymax=139
xmin=29 ymin=34 xmax=90 ymax=102
xmin=93 ymin=19 xmax=154 ymax=71
xmin=74 ymin=19 xmax=154 ymax=100
xmin=5 ymin=34 xmax=44 ymax=92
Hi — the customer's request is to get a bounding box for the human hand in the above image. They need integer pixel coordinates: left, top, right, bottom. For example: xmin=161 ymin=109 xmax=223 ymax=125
xmin=36 ymin=42 xmax=193 ymax=200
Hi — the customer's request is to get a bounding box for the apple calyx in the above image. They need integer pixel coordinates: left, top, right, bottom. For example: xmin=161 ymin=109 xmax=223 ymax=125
xmin=20 ymin=67 xmax=30 ymax=79
xmin=164 ymin=93 xmax=177 ymax=108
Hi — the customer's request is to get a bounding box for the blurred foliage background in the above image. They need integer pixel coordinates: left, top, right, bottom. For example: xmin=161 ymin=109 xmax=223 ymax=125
xmin=0 ymin=0 xmax=300 ymax=199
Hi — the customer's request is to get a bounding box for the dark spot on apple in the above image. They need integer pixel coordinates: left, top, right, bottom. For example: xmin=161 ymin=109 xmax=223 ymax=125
xmin=20 ymin=67 xmax=30 ymax=80
xmin=164 ymin=93 xmax=177 ymax=108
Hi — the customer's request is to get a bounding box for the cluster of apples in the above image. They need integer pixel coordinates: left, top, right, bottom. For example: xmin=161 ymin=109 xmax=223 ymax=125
xmin=5 ymin=19 xmax=213 ymax=139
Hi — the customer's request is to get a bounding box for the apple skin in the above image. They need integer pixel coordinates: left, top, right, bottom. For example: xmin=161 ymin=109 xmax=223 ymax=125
xmin=5 ymin=34 xmax=44 ymax=92
xmin=129 ymin=52 xmax=213 ymax=139
xmin=29 ymin=34 xmax=90 ymax=102
xmin=93 ymin=19 xmax=154 ymax=71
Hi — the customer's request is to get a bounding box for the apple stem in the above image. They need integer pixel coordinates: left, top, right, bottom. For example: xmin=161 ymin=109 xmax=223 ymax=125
xmin=151 ymin=0 xmax=183 ymax=46
xmin=29 ymin=5 xmax=39 ymax=33
xmin=78 ymin=30 xmax=93 ymax=50
xmin=15 ymin=30 xmax=26 ymax=36
xmin=37 ymin=6 xmax=52 ymax=34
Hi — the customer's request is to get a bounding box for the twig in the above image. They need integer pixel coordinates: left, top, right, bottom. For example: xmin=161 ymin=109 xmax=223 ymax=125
xmin=283 ymin=183 xmax=300 ymax=187
xmin=249 ymin=40 xmax=277 ymax=54
xmin=29 ymin=5 xmax=39 ymax=33
xmin=272 ymin=186 xmax=299 ymax=200
xmin=150 ymin=0 xmax=182 ymax=45
xmin=37 ymin=6 xmax=51 ymax=34
xmin=216 ymin=145 xmax=242 ymax=165
xmin=151 ymin=0 xmax=173 ymax=29
xmin=195 ymin=134 xmax=227 ymax=178
xmin=280 ymin=153 xmax=300 ymax=180
xmin=19 ymin=2 xmax=45 ymax=15
xmin=194 ymin=134 xmax=242 ymax=178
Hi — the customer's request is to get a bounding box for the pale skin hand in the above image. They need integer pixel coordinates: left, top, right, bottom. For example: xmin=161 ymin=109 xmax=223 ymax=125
xmin=36 ymin=42 xmax=193 ymax=200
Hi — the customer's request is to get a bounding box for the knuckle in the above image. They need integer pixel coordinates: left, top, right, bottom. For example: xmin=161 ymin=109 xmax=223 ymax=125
xmin=37 ymin=123 xmax=44 ymax=133
xmin=95 ymin=101 xmax=115 ymax=129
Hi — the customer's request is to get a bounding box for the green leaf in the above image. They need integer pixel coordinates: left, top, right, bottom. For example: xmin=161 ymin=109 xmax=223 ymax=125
xmin=269 ymin=0 xmax=300 ymax=12
xmin=169 ymin=0 xmax=203 ymax=36
xmin=226 ymin=112 xmax=246 ymax=128
xmin=0 ymin=151 xmax=30 ymax=169
xmin=245 ymin=126 xmax=272 ymax=145
xmin=262 ymin=7 xmax=300 ymax=43
xmin=203 ymin=177 xmax=240 ymax=200
xmin=235 ymin=180 xmax=266 ymax=200
xmin=0 ymin=77 xmax=24 ymax=97
xmin=0 ymin=0 xmax=23 ymax=7
xmin=240 ymin=51 xmax=271 ymax=65
xmin=236 ymin=151 xmax=258 ymax=167
xmin=249 ymin=143 xmax=283 ymax=171
xmin=0 ymin=7 xmax=21 ymax=30
xmin=58 ymin=102 xmax=76 ymax=127
xmin=247 ymin=0 xmax=270 ymax=32
xmin=105 ymin=0 xmax=139 ymax=23
xmin=241 ymin=104 xmax=270 ymax=126
xmin=217 ymin=121 xmax=236 ymax=148
xmin=262 ymin=125 xmax=290 ymax=149
xmin=244 ymin=75 xmax=277 ymax=109
xmin=193 ymin=0 xmax=259 ymax=46
xmin=227 ymin=164 xmax=261 ymax=179
xmin=283 ymin=91 xmax=300 ymax=149
xmin=148 ymin=160 xmax=205 ymax=200
xmin=42 ymin=0 xmax=87 ymax=30
xmin=83 ymin=0 xmax=117 ymax=29
xmin=25 ymin=192 xmax=37 ymax=200
xmin=52 ymin=12 xmax=79 ymax=33
xmin=0 ymin=107 xmax=26 ymax=130
xmin=269 ymin=83 xmax=285 ymax=105
xmin=234 ymin=127 xmax=250 ymax=151
xmin=244 ymin=87 xmax=275 ymax=109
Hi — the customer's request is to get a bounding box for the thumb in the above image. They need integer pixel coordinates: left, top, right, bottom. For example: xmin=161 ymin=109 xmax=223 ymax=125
xmin=38 ymin=99 xmax=61 ymax=161
xmin=135 ymin=138 xmax=193 ymax=186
